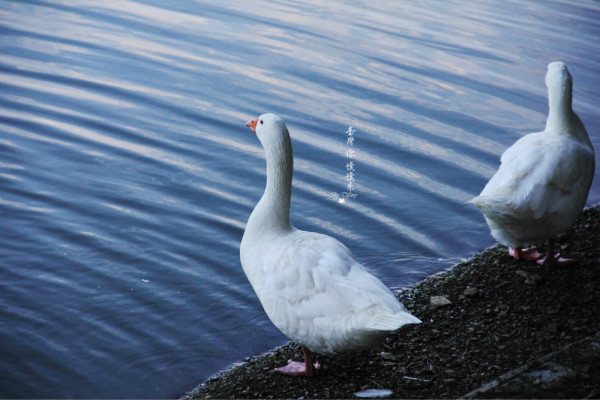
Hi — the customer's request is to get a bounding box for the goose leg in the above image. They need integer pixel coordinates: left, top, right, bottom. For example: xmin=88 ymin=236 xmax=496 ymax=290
xmin=508 ymin=247 xmax=542 ymax=261
xmin=537 ymin=239 xmax=575 ymax=266
xmin=275 ymin=345 xmax=320 ymax=377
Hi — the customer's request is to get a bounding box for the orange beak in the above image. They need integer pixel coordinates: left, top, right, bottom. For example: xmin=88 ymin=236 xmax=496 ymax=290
xmin=245 ymin=118 xmax=258 ymax=134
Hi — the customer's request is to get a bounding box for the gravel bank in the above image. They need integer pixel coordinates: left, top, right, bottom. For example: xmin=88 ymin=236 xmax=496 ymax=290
xmin=185 ymin=206 xmax=600 ymax=399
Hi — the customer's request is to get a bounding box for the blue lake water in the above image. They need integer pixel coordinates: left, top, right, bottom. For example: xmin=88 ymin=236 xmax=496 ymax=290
xmin=1 ymin=0 xmax=599 ymax=398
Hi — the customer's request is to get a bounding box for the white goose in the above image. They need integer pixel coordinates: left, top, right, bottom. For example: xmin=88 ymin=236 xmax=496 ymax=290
xmin=471 ymin=62 xmax=595 ymax=266
xmin=240 ymin=114 xmax=421 ymax=376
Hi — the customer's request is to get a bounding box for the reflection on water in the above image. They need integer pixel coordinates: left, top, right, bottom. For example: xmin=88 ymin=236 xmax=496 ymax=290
xmin=1 ymin=0 xmax=599 ymax=398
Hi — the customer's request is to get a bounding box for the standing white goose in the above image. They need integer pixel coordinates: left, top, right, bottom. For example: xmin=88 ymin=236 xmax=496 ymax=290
xmin=240 ymin=113 xmax=421 ymax=376
xmin=470 ymin=62 xmax=595 ymax=266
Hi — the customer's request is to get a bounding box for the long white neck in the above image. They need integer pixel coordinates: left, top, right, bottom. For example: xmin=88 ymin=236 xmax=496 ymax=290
xmin=245 ymin=133 xmax=294 ymax=239
xmin=545 ymin=79 xmax=574 ymax=134
xmin=544 ymin=80 xmax=592 ymax=149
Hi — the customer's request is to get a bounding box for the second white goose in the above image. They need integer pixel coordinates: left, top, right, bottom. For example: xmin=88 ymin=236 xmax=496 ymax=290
xmin=470 ymin=62 xmax=595 ymax=266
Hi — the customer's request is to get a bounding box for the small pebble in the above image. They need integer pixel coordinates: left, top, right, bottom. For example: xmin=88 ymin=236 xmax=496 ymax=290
xmin=354 ymin=389 xmax=393 ymax=398
xmin=516 ymin=270 xmax=528 ymax=279
xmin=464 ymin=286 xmax=478 ymax=298
xmin=430 ymin=295 xmax=452 ymax=307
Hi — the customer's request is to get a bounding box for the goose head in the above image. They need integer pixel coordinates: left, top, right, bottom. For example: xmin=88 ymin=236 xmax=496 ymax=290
xmin=545 ymin=62 xmax=571 ymax=87
xmin=246 ymin=113 xmax=291 ymax=155
xmin=545 ymin=61 xmax=572 ymax=108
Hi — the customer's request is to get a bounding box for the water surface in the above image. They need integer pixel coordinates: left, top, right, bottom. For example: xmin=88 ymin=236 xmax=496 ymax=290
xmin=1 ymin=0 xmax=599 ymax=398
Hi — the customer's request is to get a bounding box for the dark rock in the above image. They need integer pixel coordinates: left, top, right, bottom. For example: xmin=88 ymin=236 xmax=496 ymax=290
xmin=379 ymin=352 xmax=396 ymax=361
xmin=464 ymin=286 xmax=478 ymax=298
xmin=430 ymin=295 xmax=452 ymax=307
xmin=516 ymin=270 xmax=528 ymax=279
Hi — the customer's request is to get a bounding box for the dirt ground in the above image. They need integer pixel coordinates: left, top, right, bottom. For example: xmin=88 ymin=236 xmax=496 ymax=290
xmin=185 ymin=206 xmax=600 ymax=399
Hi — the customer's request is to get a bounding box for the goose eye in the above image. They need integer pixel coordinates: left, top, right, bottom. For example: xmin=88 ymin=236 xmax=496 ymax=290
xmin=260 ymin=120 xmax=263 ymax=125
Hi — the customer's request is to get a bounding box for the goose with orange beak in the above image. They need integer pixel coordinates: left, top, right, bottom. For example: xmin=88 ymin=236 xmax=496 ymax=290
xmin=240 ymin=113 xmax=421 ymax=376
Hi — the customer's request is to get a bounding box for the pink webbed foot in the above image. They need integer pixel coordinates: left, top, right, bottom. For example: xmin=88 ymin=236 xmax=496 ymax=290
xmin=536 ymin=240 xmax=576 ymax=267
xmin=508 ymin=247 xmax=543 ymax=261
xmin=275 ymin=360 xmax=321 ymax=376
xmin=275 ymin=345 xmax=320 ymax=377
xmin=536 ymin=253 xmax=576 ymax=267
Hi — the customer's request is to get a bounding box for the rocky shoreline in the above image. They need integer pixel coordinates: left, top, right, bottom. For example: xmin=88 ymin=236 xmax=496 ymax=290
xmin=185 ymin=206 xmax=600 ymax=399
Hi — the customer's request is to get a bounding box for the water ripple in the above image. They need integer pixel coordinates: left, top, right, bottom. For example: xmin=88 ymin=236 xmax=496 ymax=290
xmin=1 ymin=0 xmax=599 ymax=398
